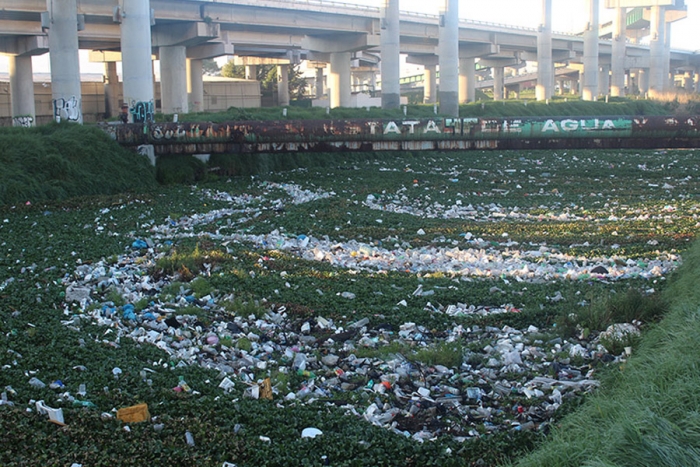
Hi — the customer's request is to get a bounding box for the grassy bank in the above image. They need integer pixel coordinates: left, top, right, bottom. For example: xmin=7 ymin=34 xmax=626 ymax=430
xmin=162 ymin=97 xmax=675 ymax=123
xmin=0 ymin=123 xmax=157 ymax=206
xmin=514 ymin=241 xmax=700 ymax=467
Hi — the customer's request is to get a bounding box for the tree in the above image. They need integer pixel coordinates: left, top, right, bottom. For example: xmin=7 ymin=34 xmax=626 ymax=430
xmin=220 ymin=60 xmax=309 ymax=101
xmin=288 ymin=64 xmax=308 ymax=100
xmin=220 ymin=60 xmax=245 ymax=79
xmin=202 ymin=59 xmax=221 ymax=76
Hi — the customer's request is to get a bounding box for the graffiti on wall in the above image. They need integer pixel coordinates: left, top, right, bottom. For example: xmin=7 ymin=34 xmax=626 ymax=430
xmin=53 ymin=96 xmax=81 ymax=123
xmin=12 ymin=116 xmax=34 ymax=128
xmin=130 ymin=100 xmax=155 ymax=124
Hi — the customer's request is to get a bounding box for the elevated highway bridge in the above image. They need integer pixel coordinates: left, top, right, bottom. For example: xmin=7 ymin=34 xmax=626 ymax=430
xmin=0 ymin=0 xmax=697 ymax=125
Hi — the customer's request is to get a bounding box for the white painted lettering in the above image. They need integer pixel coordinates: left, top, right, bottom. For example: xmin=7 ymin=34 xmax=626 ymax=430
xmin=542 ymin=119 xmax=559 ymax=132
xmin=424 ymin=120 xmax=441 ymax=134
xmin=403 ymin=121 xmax=420 ymax=134
xmin=384 ymin=121 xmax=401 ymax=135
xmin=561 ymin=119 xmax=578 ymax=131
xmin=602 ymin=119 xmax=616 ymax=129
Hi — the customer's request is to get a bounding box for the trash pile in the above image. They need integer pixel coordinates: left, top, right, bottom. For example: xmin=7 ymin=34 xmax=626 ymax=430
xmin=62 ymin=243 xmax=609 ymax=441
xmin=159 ymin=183 xmax=680 ymax=282
xmin=50 ymin=183 xmax=666 ymax=441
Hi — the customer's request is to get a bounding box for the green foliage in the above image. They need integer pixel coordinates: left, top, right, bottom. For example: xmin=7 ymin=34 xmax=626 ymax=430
xmin=156 ymin=154 xmax=207 ymax=185
xmin=219 ymin=62 xmax=307 ymax=101
xmin=157 ymin=244 xmax=232 ymax=280
xmin=169 ymin=97 xmax=672 ymax=125
xmin=175 ymin=305 xmax=211 ymax=324
xmin=516 ymin=240 xmax=700 ymax=467
xmin=201 ymin=58 xmax=220 ymax=76
xmin=557 ymin=288 xmax=669 ymax=337
xmin=104 ymin=288 xmax=126 ymax=307
xmin=190 ymin=277 xmax=213 ymax=298
xmin=209 ymin=151 xmax=376 ymax=177
xmin=220 ymin=297 xmax=267 ymax=317
xmin=414 ymin=342 xmax=464 ymax=369
xmin=220 ymin=60 xmax=245 ymax=79
xmin=3 ymin=147 xmax=700 ymax=467
xmin=235 ymin=337 xmax=253 ymax=352
xmin=0 ymin=123 xmax=156 ymax=206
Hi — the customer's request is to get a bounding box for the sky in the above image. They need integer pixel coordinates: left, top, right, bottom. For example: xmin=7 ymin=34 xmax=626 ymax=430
xmin=0 ymin=0 xmax=698 ymax=75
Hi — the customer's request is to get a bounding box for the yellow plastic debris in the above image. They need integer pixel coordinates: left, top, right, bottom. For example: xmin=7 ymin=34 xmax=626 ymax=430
xmin=116 ymin=403 xmax=150 ymax=423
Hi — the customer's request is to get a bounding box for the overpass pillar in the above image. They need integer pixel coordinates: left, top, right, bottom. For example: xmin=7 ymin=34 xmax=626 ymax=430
xmin=492 ymin=67 xmax=504 ymax=101
xmin=582 ymin=0 xmax=599 ymax=101
xmin=46 ymin=0 xmax=82 ymax=123
xmin=511 ymin=83 xmax=521 ymax=100
xmin=380 ymin=0 xmax=401 ymax=109
xmin=9 ymin=55 xmax=36 ymax=127
xmin=438 ymin=0 xmax=459 ymax=117
xmin=160 ymin=46 xmax=188 ymax=114
xmin=277 ymin=65 xmax=290 ymax=107
xmin=120 ymin=0 xmax=155 ymax=123
xmin=683 ymin=71 xmax=694 ymax=92
xmin=557 ymin=78 xmax=565 ymax=95
xmin=611 ymin=6 xmax=627 ymax=97
xmin=315 ymin=67 xmax=325 ymax=98
xmin=664 ymin=22 xmax=672 ymax=90
xmin=424 ymin=64 xmax=437 ymax=104
xmin=329 ymin=52 xmax=351 ymax=108
xmin=459 ymin=57 xmax=476 ymax=104
xmin=104 ymin=62 xmax=119 ymax=119
xmin=599 ymin=64 xmax=610 ymax=96
xmin=537 ymin=0 xmax=553 ymax=101
xmin=649 ymin=5 xmax=666 ymax=98
xmin=245 ymin=65 xmax=257 ymax=80
xmin=638 ymin=68 xmax=649 ymax=95
xmin=188 ymin=59 xmax=204 ymax=113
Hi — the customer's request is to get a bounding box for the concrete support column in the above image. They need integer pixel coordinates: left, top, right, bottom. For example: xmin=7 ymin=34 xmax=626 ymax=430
xmin=512 ymin=83 xmax=521 ymax=100
xmin=492 ymin=67 xmax=504 ymax=101
xmin=664 ymin=23 xmax=672 ymax=90
xmin=639 ymin=68 xmax=649 ymax=95
xmin=245 ymin=65 xmax=257 ymax=80
xmin=556 ymin=79 xmax=565 ymax=95
xmin=188 ymin=59 xmax=204 ymax=113
xmin=537 ymin=0 xmax=553 ymax=101
xmin=599 ymin=64 xmax=610 ymax=96
xmin=683 ymin=71 xmax=694 ymax=92
xmin=438 ymin=0 xmax=459 ymax=117
xmin=104 ymin=62 xmax=119 ymax=119
xmin=611 ymin=6 xmax=627 ymax=97
xmin=649 ymin=5 xmax=666 ymax=98
xmin=46 ymin=0 xmax=82 ymax=123
xmin=696 ymin=70 xmax=700 ymax=94
xmin=120 ymin=0 xmax=154 ymax=123
xmin=315 ymin=67 xmax=324 ymax=98
xmin=380 ymin=0 xmax=401 ymax=109
xmin=160 ymin=46 xmax=188 ymax=114
xmin=9 ymin=55 xmax=36 ymax=126
xmin=459 ymin=57 xmax=476 ymax=104
xmin=424 ymin=64 xmax=437 ymax=104
xmin=329 ymin=52 xmax=351 ymax=108
xmin=571 ymin=77 xmax=579 ymax=95
xmin=277 ymin=65 xmax=290 ymax=107
xmin=583 ymin=0 xmax=599 ymax=101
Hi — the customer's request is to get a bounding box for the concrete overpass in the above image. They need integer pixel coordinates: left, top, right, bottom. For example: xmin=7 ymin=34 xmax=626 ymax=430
xmin=0 ymin=0 xmax=697 ymax=126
